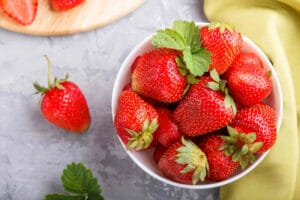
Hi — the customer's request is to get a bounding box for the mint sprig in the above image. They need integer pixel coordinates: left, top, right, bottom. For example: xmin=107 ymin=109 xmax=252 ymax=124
xmin=152 ymin=20 xmax=211 ymax=78
xmin=44 ymin=163 xmax=104 ymax=200
xmin=172 ymin=20 xmax=201 ymax=53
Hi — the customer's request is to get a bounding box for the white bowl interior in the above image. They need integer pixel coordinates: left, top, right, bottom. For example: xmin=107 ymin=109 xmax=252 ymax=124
xmin=111 ymin=22 xmax=283 ymax=189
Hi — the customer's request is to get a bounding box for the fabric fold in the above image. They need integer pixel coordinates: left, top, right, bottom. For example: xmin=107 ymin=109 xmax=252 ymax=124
xmin=203 ymin=0 xmax=300 ymax=199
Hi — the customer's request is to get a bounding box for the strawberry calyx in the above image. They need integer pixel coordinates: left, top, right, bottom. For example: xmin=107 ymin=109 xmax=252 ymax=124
xmin=207 ymin=69 xmax=237 ymax=115
xmin=126 ymin=118 xmax=159 ymax=150
xmin=219 ymin=126 xmax=263 ymax=169
xmin=176 ymin=137 xmax=209 ymax=184
xmin=208 ymin=22 xmax=235 ymax=33
xmin=34 ymin=55 xmax=69 ymax=95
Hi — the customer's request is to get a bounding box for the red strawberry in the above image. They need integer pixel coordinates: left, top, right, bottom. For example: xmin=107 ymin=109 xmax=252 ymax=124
xmin=114 ymin=90 xmax=159 ymax=150
xmin=33 ymin=57 xmax=91 ymax=133
xmin=130 ymin=56 xmax=141 ymax=73
xmin=223 ymin=51 xmax=263 ymax=79
xmin=158 ymin=137 xmax=209 ymax=184
xmin=153 ymin=145 xmax=167 ymax=164
xmin=227 ymin=58 xmax=272 ymax=106
xmin=0 ymin=0 xmax=38 ymax=25
xmin=131 ymin=48 xmax=186 ymax=103
xmin=200 ymin=22 xmax=242 ymax=74
xmin=122 ymin=83 xmax=163 ymax=108
xmin=173 ymin=72 xmax=235 ymax=136
xmin=199 ymin=134 xmax=239 ymax=181
xmin=122 ymin=83 xmax=132 ymax=91
xmin=230 ymin=104 xmax=277 ymax=153
xmin=51 ymin=0 xmax=85 ymax=11
xmin=155 ymin=107 xmax=182 ymax=147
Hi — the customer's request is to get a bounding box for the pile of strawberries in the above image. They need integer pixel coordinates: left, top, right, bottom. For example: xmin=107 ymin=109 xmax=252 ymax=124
xmin=0 ymin=0 xmax=85 ymax=25
xmin=114 ymin=21 xmax=277 ymax=184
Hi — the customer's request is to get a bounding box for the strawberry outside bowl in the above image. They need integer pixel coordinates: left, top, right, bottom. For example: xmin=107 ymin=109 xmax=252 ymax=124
xmin=111 ymin=22 xmax=283 ymax=189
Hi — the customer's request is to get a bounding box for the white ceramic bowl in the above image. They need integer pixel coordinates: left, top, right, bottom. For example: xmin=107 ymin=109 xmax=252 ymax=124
xmin=111 ymin=22 xmax=283 ymax=189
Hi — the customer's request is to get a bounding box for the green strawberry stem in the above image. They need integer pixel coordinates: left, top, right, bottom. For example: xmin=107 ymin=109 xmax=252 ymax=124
xmin=126 ymin=118 xmax=158 ymax=150
xmin=219 ymin=126 xmax=263 ymax=169
xmin=34 ymin=55 xmax=69 ymax=95
xmin=176 ymin=137 xmax=209 ymax=184
xmin=45 ymin=55 xmax=51 ymax=88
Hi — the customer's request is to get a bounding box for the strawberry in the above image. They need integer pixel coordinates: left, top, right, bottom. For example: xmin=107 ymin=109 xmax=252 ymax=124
xmin=223 ymin=51 xmax=263 ymax=79
xmin=199 ymin=134 xmax=239 ymax=181
xmin=131 ymin=48 xmax=186 ymax=103
xmin=0 ymin=0 xmax=38 ymax=25
xmin=33 ymin=57 xmax=91 ymax=133
xmin=200 ymin=22 xmax=242 ymax=74
xmin=155 ymin=107 xmax=182 ymax=147
xmin=153 ymin=145 xmax=167 ymax=164
xmin=158 ymin=137 xmax=209 ymax=184
xmin=173 ymin=71 xmax=236 ymax=136
xmin=230 ymin=104 xmax=277 ymax=153
xmin=122 ymin=83 xmax=132 ymax=91
xmin=51 ymin=0 xmax=85 ymax=12
xmin=114 ymin=90 xmax=159 ymax=150
xmin=232 ymin=52 xmax=263 ymax=68
xmin=122 ymin=83 xmax=162 ymax=108
xmin=130 ymin=56 xmax=141 ymax=73
xmin=226 ymin=54 xmax=272 ymax=106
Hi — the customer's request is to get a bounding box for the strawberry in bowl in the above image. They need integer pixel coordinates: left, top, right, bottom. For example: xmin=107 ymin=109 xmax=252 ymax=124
xmin=111 ymin=20 xmax=283 ymax=189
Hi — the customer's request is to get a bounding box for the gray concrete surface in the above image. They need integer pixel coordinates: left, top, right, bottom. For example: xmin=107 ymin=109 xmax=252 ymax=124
xmin=0 ymin=0 xmax=219 ymax=199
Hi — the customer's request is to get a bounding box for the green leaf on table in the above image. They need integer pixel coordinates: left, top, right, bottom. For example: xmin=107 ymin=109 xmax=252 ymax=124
xmin=44 ymin=163 xmax=104 ymax=200
xmin=62 ymin=163 xmax=104 ymax=200
xmin=44 ymin=194 xmax=85 ymax=200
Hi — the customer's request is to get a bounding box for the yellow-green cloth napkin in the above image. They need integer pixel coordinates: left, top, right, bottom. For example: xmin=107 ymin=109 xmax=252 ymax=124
xmin=203 ymin=0 xmax=300 ymax=199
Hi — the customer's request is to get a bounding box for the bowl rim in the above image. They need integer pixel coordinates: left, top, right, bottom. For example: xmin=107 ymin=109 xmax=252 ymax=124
xmin=111 ymin=22 xmax=283 ymax=189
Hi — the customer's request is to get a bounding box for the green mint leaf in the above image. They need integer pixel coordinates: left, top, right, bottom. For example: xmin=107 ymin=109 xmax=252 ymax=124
xmin=61 ymin=163 xmax=104 ymax=200
xmin=172 ymin=20 xmax=201 ymax=53
xmin=196 ymin=48 xmax=211 ymax=71
xmin=183 ymin=48 xmax=210 ymax=76
xmin=152 ymin=29 xmax=186 ymax=50
xmin=44 ymin=194 xmax=85 ymax=200
xmin=152 ymin=20 xmax=211 ymax=79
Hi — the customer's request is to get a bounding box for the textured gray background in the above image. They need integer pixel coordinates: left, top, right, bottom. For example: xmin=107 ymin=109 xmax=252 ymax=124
xmin=0 ymin=0 xmax=220 ymax=199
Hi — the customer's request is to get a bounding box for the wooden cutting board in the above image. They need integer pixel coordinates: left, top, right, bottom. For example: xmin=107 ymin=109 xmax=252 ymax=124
xmin=0 ymin=0 xmax=145 ymax=36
